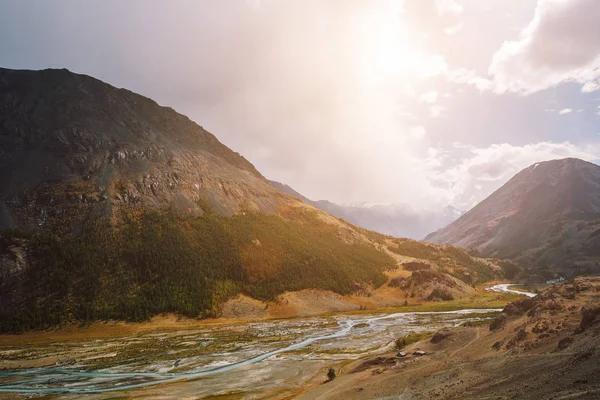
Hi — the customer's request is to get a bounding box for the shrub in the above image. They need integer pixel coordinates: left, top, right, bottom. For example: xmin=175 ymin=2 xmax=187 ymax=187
xmin=327 ymin=367 xmax=336 ymax=381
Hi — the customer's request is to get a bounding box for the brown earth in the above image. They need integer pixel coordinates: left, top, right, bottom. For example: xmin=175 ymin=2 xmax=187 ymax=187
xmin=299 ymin=276 xmax=600 ymax=400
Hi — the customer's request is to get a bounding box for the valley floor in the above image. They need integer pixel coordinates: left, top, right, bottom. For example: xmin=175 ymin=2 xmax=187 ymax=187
xmin=0 ymin=286 xmax=520 ymax=349
xmin=0 ymin=289 xmax=520 ymax=399
xmin=3 ymin=279 xmax=596 ymax=400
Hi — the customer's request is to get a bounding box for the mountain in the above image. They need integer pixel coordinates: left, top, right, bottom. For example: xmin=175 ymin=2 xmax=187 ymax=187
xmin=0 ymin=68 xmax=508 ymax=332
xmin=0 ymin=67 xmax=283 ymax=231
xmin=269 ymin=180 xmax=462 ymax=239
xmin=425 ymin=158 xmax=600 ymax=277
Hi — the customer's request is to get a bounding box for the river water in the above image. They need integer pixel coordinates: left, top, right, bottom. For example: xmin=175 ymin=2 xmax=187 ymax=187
xmin=0 ymin=309 xmax=503 ymax=398
xmin=486 ymin=283 xmax=537 ymax=298
xmin=0 ymin=286 xmax=536 ymax=398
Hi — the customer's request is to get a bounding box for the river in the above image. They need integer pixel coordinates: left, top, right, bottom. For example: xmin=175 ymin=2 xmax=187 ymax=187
xmin=486 ymin=283 xmax=537 ymax=298
xmin=0 ymin=288 xmax=533 ymax=398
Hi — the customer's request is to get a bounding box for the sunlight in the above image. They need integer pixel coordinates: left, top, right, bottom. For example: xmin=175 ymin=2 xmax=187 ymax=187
xmin=362 ymin=8 xmax=445 ymax=85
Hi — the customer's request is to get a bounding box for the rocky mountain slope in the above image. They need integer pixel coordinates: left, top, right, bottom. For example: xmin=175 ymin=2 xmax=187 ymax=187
xmin=425 ymin=158 xmax=600 ymax=277
xmin=269 ymin=180 xmax=462 ymax=239
xmin=0 ymin=67 xmax=283 ymax=232
xmin=0 ymin=68 xmax=510 ymax=332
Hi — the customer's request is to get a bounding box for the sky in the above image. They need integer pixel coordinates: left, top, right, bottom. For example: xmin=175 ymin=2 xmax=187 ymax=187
xmin=2 ymin=0 xmax=600 ymax=212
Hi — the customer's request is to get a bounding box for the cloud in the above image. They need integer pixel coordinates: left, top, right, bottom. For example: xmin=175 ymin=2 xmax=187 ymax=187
xmin=446 ymin=68 xmax=494 ymax=92
xmin=582 ymin=81 xmax=600 ymax=93
xmin=430 ymin=105 xmax=446 ymax=118
xmin=489 ymin=0 xmax=600 ymax=93
xmin=558 ymin=108 xmax=572 ymax=115
xmin=410 ymin=126 xmax=427 ymax=139
xmin=419 ymin=91 xmax=439 ymax=103
xmin=444 ymin=23 xmax=464 ymax=35
xmin=435 ymin=0 xmax=464 ymax=15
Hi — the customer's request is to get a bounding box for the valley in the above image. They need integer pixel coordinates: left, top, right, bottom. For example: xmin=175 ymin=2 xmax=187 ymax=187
xmin=0 ymin=289 xmax=520 ymax=399
xmin=2 ymin=1 xmax=600 ymax=398
xmin=0 ymin=67 xmax=599 ymax=400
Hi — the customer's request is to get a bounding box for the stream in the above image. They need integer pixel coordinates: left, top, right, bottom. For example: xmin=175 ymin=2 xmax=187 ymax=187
xmin=0 ymin=286 xmax=534 ymax=398
xmin=486 ymin=283 xmax=537 ymax=298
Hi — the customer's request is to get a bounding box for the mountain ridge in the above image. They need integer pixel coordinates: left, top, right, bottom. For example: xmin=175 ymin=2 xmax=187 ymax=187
xmin=268 ymin=180 xmax=462 ymax=240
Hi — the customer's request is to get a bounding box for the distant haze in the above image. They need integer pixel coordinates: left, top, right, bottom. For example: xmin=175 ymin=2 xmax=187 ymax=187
xmin=2 ymin=1 xmax=600 ymax=215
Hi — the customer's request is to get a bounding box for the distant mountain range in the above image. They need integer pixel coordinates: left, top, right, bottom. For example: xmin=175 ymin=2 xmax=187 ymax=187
xmin=268 ymin=180 xmax=463 ymax=239
xmin=426 ymin=158 xmax=600 ymax=277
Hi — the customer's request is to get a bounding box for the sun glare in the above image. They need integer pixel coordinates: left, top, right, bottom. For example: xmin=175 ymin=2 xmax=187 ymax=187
xmin=363 ymin=10 xmax=446 ymax=85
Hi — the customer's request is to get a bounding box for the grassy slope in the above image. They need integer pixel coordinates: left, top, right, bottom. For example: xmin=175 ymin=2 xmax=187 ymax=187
xmin=0 ymin=207 xmax=395 ymax=333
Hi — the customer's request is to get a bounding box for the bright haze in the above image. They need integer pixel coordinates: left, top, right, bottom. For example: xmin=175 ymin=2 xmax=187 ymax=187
xmin=2 ymin=0 xmax=600 ymax=214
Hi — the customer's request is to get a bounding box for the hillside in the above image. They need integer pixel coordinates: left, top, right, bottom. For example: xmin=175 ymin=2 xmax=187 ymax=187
xmin=302 ymin=277 xmax=600 ymax=399
xmin=0 ymin=68 xmax=510 ymax=333
xmin=426 ymin=158 xmax=600 ymax=277
xmin=269 ymin=180 xmax=462 ymax=239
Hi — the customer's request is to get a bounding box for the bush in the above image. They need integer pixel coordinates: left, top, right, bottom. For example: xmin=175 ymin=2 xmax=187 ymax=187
xmin=394 ymin=332 xmax=432 ymax=350
xmin=327 ymin=367 xmax=336 ymax=381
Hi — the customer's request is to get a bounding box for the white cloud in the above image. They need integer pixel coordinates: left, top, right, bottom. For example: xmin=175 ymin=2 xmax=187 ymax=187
xmin=419 ymin=90 xmax=438 ymax=103
xmin=435 ymin=0 xmax=463 ymax=15
xmin=558 ymin=108 xmax=572 ymax=115
xmin=444 ymin=23 xmax=464 ymax=35
xmin=430 ymin=105 xmax=446 ymax=118
xmin=582 ymin=81 xmax=600 ymax=93
xmin=489 ymin=0 xmax=600 ymax=94
xmin=410 ymin=126 xmax=427 ymax=139
xmin=446 ymin=68 xmax=494 ymax=92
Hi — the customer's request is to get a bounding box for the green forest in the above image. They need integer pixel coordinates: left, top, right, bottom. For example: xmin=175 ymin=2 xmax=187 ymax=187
xmin=0 ymin=209 xmax=395 ymax=333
